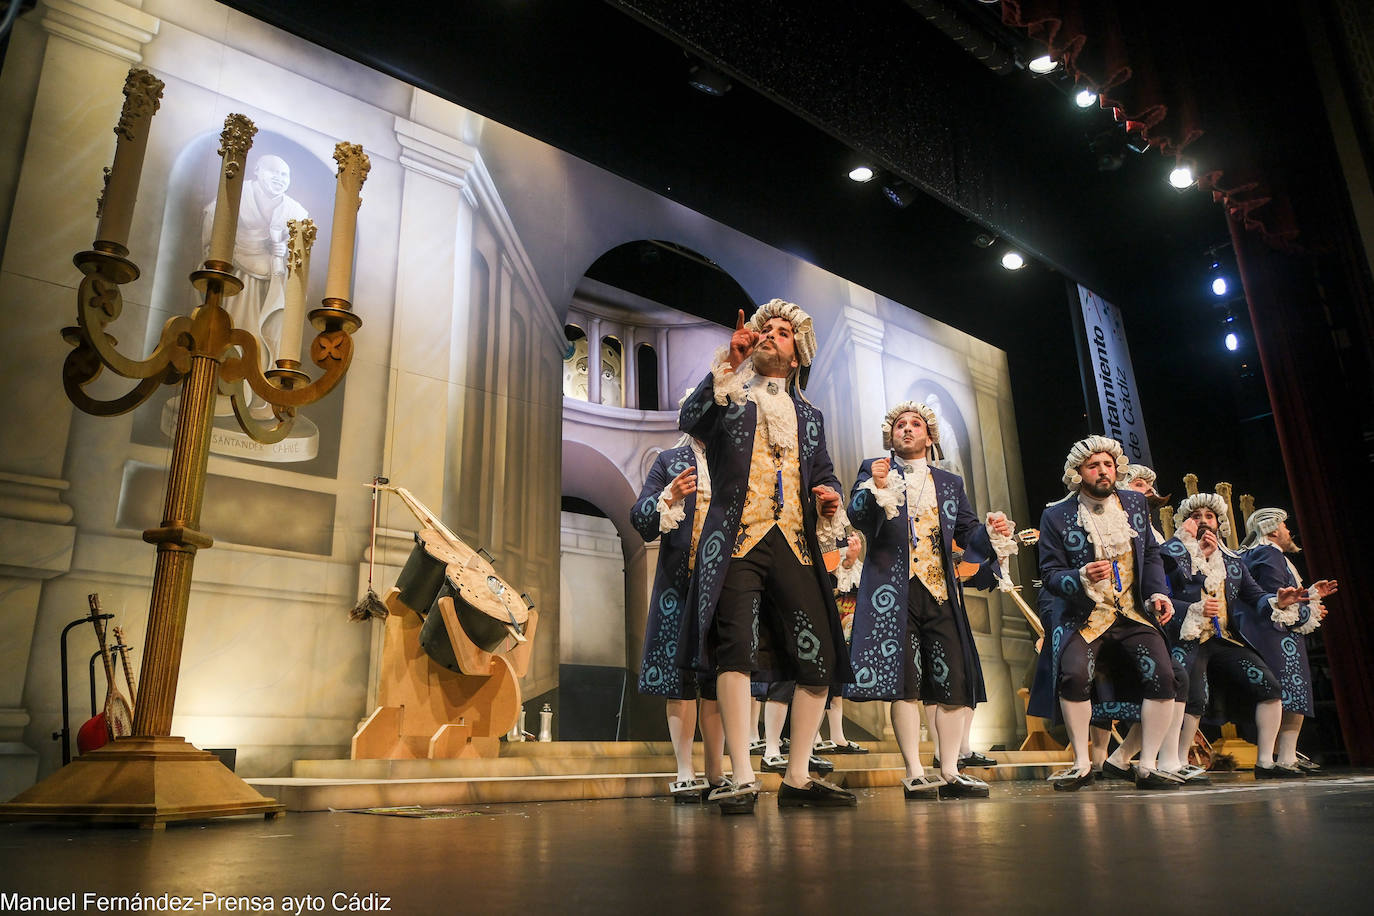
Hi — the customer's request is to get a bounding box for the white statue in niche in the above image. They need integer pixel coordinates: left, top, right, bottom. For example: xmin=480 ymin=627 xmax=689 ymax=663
xmin=561 ymin=337 xmax=624 ymax=406
xmin=202 ymin=154 xmax=310 ymax=387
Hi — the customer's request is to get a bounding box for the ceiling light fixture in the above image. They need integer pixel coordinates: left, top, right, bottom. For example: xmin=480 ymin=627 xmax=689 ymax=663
xmin=1074 ymin=88 xmax=1097 ymax=108
xmin=881 ymin=177 xmax=917 ymax=208
xmin=848 ymin=165 xmax=875 ymax=183
xmin=1225 ymin=332 xmax=1239 ymax=351
xmin=1000 ymin=251 xmax=1026 ymax=270
xmin=686 ymin=62 xmax=732 ymax=97
xmin=1028 ymin=54 xmax=1058 ymax=74
xmin=1169 ymin=164 xmax=1195 ymax=189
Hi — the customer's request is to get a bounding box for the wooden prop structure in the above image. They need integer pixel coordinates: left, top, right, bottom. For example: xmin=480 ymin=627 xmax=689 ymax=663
xmin=352 ymin=487 xmax=538 ymax=760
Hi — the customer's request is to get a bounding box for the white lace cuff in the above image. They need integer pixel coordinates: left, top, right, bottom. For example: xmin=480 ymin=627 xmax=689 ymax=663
xmin=987 ymin=517 xmax=1017 ymax=559
xmin=1269 ymin=594 xmax=1299 ymax=628
xmin=710 ymin=347 xmax=753 ymax=406
xmin=1293 ymin=589 xmax=1323 ymax=635
xmin=1080 ymin=568 xmax=1115 ymax=608
xmin=1180 ymin=602 xmax=1209 ymax=642
xmin=835 ymin=559 xmax=863 ymax=593
xmin=859 ymin=477 xmax=902 ymax=520
xmin=657 ymin=486 xmax=685 ymax=534
xmin=816 ymin=502 xmax=850 ymax=545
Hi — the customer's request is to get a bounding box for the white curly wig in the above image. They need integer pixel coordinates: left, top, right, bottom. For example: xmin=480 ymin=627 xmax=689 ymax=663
xmin=880 ymin=401 xmax=940 ymax=451
xmin=746 ymin=298 xmax=818 ymax=368
xmin=1062 ymin=435 xmax=1124 ymax=491
xmin=1177 ymin=492 xmax=1232 ymax=539
xmin=1116 ymin=463 xmax=1157 ymax=488
xmin=1241 ymin=507 xmax=1287 ymax=549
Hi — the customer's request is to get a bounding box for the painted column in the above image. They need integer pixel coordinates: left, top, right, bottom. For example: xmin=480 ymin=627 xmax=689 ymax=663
xmin=0 ymin=0 xmax=158 ymax=792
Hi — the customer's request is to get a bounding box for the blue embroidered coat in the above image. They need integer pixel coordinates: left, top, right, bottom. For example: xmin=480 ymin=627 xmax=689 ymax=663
xmin=1027 ymin=489 xmax=1168 ymax=722
xmin=677 ymin=373 xmax=855 ymax=685
xmin=1240 ymin=543 xmax=1317 ymax=717
xmin=844 ymin=458 xmax=998 ymax=703
xmin=1159 ymin=538 xmax=1289 ymax=722
xmin=630 ymin=444 xmax=699 ymax=698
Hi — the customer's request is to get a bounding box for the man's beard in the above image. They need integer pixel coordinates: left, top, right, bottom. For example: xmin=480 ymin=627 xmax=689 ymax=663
xmin=1082 ymin=476 xmax=1115 ymax=499
xmin=751 ymin=345 xmax=791 ymax=377
xmin=893 ymin=440 xmax=928 ymax=461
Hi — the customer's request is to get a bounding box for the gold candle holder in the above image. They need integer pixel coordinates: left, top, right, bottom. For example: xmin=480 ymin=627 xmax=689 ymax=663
xmin=2 ymin=99 xmax=369 ymax=827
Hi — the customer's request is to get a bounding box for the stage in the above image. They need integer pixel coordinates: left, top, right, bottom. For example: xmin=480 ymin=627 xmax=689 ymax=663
xmin=3 ymin=772 xmax=1372 ymax=912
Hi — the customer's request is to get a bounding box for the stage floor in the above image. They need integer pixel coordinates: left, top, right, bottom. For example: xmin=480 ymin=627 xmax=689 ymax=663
xmin=3 ymin=772 xmax=1373 ymax=912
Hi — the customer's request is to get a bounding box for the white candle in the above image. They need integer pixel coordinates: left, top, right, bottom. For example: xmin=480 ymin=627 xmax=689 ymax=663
xmin=206 ymin=114 xmax=258 ymax=265
xmin=280 ymin=218 xmax=316 ymax=364
xmin=95 ymin=68 xmax=165 ymax=250
xmin=323 ymin=142 xmax=371 ymax=303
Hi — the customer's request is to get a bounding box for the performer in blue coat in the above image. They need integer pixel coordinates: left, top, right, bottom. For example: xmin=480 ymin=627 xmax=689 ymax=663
xmin=630 ymin=431 xmax=725 ymax=800
xmin=1161 ymin=495 xmax=1312 ymax=778
xmin=846 ymin=400 xmax=1012 ymax=799
xmin=1240 ymin=507 xmax=1337 ymax=770
xmin=679 ymin=299 xmax=855 ymax=812
xmin=1033 ymin=436 xmax=1181 ymax=790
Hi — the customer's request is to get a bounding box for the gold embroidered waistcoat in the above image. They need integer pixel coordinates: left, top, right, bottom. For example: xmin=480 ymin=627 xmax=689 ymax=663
xmin=1079 ymin=547 xmax=1152 ymax=642
xmin=733 ymin=419 xmax=809 ymax=564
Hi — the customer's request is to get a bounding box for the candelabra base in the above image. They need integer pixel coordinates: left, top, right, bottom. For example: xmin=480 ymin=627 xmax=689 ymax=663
xmin=0 ymin=736 xmax=284 ymax=828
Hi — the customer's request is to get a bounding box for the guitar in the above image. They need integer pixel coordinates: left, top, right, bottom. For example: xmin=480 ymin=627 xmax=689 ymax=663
xmin=75 ymin=594 xmax=134 ymax=754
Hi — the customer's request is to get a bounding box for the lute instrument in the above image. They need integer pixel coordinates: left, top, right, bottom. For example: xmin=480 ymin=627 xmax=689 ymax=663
xmin=75 ymin=594 xmax=133 ymax=753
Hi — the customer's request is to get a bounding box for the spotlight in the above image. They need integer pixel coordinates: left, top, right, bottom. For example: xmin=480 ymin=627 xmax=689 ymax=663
xmin=973 ymin=233 xmax=996 ymax=248
xmin=1000 ymin=251 xmax=1026 ymax=270
xmin=848 ymin=165 xmax=875 ymax=183
xmin=1074 ymin=88 xmax=1097 ymax=108
xmin=1090 ymin=129 xmax=1126 ymax=172
xmin=1028 ymin=55 xmax=1058 ymax=74
xmin=1225 ymin=332 xmax=1239 ymax=351
xmin=687 ymin=63 xmax=731 ymax=97
xmin=881 ymin=177 xmax=917 ymax=208
xmin=1169 ymin=165 xmax=1195 ymax=189
xmin=1211 ymin=276 xmax=1229 ymax=297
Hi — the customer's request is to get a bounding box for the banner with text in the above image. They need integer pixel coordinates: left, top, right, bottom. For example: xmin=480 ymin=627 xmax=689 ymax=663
xmin=1077 ymin=284 xmax=1153 ymax=467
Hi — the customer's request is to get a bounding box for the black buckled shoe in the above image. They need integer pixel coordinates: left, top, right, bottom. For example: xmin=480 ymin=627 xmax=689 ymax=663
xmin=901 ymin=774 xmax=943 ymax=799
xmin=1100 ymin=760 xmax=1134 ymax=781
xmin=809 ymin=754 xmax=835 ymax=774
xmin=1254 ymin=763 xmax=1304 ymax=780
xmin=1135 ymin=767 xmax=1183 ymax=790
xmin=670 ymin=776 xmax=709 ymax=804
xmin=708 ymin=780 xmax=760 ymax=814
xmin=1049 ymin=766 xmax=1095 ymax=792
xmin=778 ymin=777 xmax=858 ymax=808
xmin=760 ymin=754 xmax=788 ymax=773
xmin=831 ymin=741 xmax=869 ymax=754
xmin=960 ymin=751 xmax=997 ymax=768
xmin=938 ymin=773 xmax=990 ymax=799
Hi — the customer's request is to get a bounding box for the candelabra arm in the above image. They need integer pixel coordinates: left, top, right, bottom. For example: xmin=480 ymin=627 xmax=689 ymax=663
xmin=225 ymin=385 xmax=296 ymax=445
xmin=219 ymin=307 xmax=359 ymax=418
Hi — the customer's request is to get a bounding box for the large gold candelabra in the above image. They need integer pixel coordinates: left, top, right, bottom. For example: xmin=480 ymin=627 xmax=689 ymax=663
xmin=1 ymin=69 xmax=369 ymax=827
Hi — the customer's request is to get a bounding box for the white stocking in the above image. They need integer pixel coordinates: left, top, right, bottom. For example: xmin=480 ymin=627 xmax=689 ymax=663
xmin=699 ymin=699 xmax=726 ymax=783
xmin=750 ymin=698 xmax=763 ymax=743
xmin=925 ymin=703 xmax=939 ymax=760
xmin=784 ymin=686 xmax=828 ymax=788
xmin=826 ymin=697 xmax=847 ymax=745
xmin=891 ymin=699 xmax=926 ymax=779
xmin=1060 ymin=698 xmax=1093 ymax=770
xmin=1089 ymin=725 xmax=1112 ymax=768
xmin=1276 ymin=711 xmax=1304 ymax=767
xmin=1157 ymin=704 xmax=1186 ymax=772
xmin=1255 ymin=699 xmax=1282 ymax=766
xmin=665 ymin=698 xmax=698 ymax=783
xmin=1137 ymin=698 xmax=1173 ymax=771
xmin=1108 ymin=723 xmax=1142 ymax=768
xmin=763 ymin=699 xmax=789 ymax=757
xmin=935 ymin=705 xmax=968 ymax=780
xmin=1178 ymin=713 xmax=1202 ymax=765
xmin=716 ymin=671 xmax=756 ymax=785
xmin=960 ymin=705 xmax=975 ymax=756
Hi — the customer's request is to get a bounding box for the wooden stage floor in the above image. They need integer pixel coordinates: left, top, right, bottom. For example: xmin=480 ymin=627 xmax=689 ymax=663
xmin=3 ymin=771 xmax=1373 ymax=913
